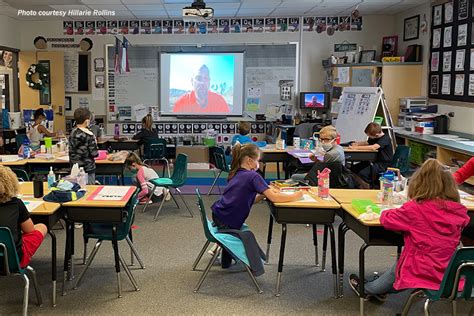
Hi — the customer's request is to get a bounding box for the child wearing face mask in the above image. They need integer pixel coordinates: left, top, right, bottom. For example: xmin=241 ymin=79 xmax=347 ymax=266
xmin=68 ymin=108 xmax=99 ymax=184
xmin=211 ymin=143 xmax=302 ymax=273
xmin=350 ymin=122 xmax=394 ymax=185
xmin=291 ymin=125 xmax=345 ymax=181
xmin=28 ymin=108 xmax=56 ymax=150
xmin=125 ymin=152 xmax=168 ymax=204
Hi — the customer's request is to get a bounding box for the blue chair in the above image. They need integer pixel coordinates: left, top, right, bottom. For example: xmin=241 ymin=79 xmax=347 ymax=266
xmin=400 ymin=247 xmax=474 ymax=316
xmin=192 ymin=189 xmax=263 ymax=294
xmin=0 ymin=227 xmax=43 ymax=316
xmin=74 ymin=190 xmax=144 ymax=297
xmin=142 ymin=138 xmax=170 ymax=177
xmin=392 ymin=145 xmax=411 ymax=176
xmin=208 ymin=146 xmax=231 ymax=196
xmin=15 ymin=134 xmax=27 ymax=152
xmin=143 ymin=153 xmax=193 ymax=221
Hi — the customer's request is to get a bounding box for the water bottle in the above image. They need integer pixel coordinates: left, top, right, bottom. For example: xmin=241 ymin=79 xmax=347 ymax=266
xmin=382 ymin=171 xmax=395 ymax=207
xmin=47 ymin=167 xmax=56 ymax=188
xmin=78 ymin=167 xmax=87 ymax=188
xmin=22 ymin=137 xmax=30 ymax=159
xmin=317 ymin=168 xmax=331 ymax=199
xmin=114 ymin=123 xmax=120 ymax=140
xmin=336 ymin=133 xmax=341 ymax=145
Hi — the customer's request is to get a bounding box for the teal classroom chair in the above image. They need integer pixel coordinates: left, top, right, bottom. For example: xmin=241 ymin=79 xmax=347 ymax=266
xmin=0 ymin=227 xmax=43 ymax=316
xmin=400 ymin=247 xmax=474 ymax=316
xmin=74 ymin=190 xmax=144 ymax=298
xmin=14 ymin=134 xmax=27 ymax=152
xmin=392 ymin=145 xmax=411 ymax=176
xmin=208 ymin=146 xmax=231 ymax=196
xmin=11 ymin=168 xmax=29 ymax=181
xmin=142 ymin=138 xmax=170 ymax=177
xmin=192 ymin=189 xmax=262 ymax=294
xmin=142 ymin=153 xmax=193 ymax=221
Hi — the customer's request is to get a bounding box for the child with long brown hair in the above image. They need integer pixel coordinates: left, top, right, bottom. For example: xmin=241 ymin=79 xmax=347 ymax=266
xmin=0 ymin=166 xmax=48 ymax=268
xmin=211 ymin=143 xmax=302 ymax=274
xmin=132 ymin=114 xmax=158 ymax=143
xmin=349 ymin=159 xmax=470 ymax=301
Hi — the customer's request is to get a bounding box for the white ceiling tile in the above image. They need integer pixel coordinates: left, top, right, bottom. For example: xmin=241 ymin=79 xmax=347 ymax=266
xmin=49 ymin=4 xmax=90 ymax=10
xmin=209 ymin=3 xmax=241 ymax=9
xmin=213 ymin=9 xmax=238 ymax=17
xmin=132 ymin=10 xmax=168 ymax=17
xmin=80 ymin=0 xmax=122 ymax=4
xmin=112 ymin=10 xmax=136 ymax=17
xmin=85 ymin=4 xmax=127 ymax=10
xmin=121 ymin=0 xmax=163 ymax=3
xmin=237 ymin=8 xmax=275 ymax=15
xmin=4 ymin=0 xmax=81 ymax=5
xmin=125 ymin=4 xmax=164 ymax=11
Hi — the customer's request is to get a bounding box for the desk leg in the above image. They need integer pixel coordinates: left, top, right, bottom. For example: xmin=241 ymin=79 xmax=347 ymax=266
xmin=338 ymin=223 xmax=349 ymax=298
xmin=265 ymin=215 xmax=273 ymax=264
xmin=276 ymin=162 xmax=280 ymax=180
xmin=49 ymin=231 xmax=57 ymax=307
xmin=312 ymin=224 xmax=319 ymax=267
xmin=111 ymin=225 xmax=122 ymax=298
xmin=359 ymin=243 xmax=369 ymax=316
xmin=275 ymin=224 xmax=287 ymax=297
xmin=397 ymin=245 xmax=402 ymax=260
xmin=62 ymin=221 xmax=72 ymax=296
xmin=321 ymin=225 xmax=328 ymax=272
xmin=121 ymin=169 xmax=125 ymax=185
xmin=328 ymin=225 xmax=338 ymax=298
xmin=68 ymin=226 xmax=75 ymax=281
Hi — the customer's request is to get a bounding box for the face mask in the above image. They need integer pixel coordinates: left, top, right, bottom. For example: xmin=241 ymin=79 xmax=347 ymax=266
xmin=254 ymin=161 xmax=260 ymax=171
xmin=322 ymin=143 xmax=333 ymax=151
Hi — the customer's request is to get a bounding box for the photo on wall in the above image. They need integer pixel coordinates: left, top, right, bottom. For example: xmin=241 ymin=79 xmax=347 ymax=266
xmin=253 ymin=18 xmax=264 ymax=32
xmin=442 ymin=74 xmax=451 ymax=95
xmin=303 ymin=17 xmax=315 ymax=32
xmin=454 ymin=74 xmax=465 ymax=96
xmin=433 ymin=28 xmax=441 ymax=48
xmin=119 ymin=21 xmax=129 ymax=34
xmin=152 ymin=20 xmax=162 ymax=34
xmin=455 ymin=49 xmax=465 ymax=71
xmin=207 ymin=20 xmax=218 ymax=33
xmin=231 ymin=18 xmax=241 ymax=33
xmin=97 ymin=21 xmax=107 ymax=35
xmin=265 ymin=18 xmax=277 ymax=32
xmin=186 ymin=21 xmax=197 ymax=34
xmin=431 ymin=51 xmax=439 ymax=71
xmin=277 ymin=18 xmax=289 ymax=32
xmin=162 ymin=20 xmax=173 ymax=34
xmin=433 ymin=5 xmax=442 ymax=26
xmin=443 ymin=51 xmax=452 ymax=72
xmin=443 ymin=26 xmax=452 ymax=47
xmin=74 ymin=21 xmax=84 ymax=35
xmin=458 ymin=0 xmax=468 ymax=20
xmin=316 ymin=17 xmax=327 ymax=33
xmin=458 ymin=24 xmax=468 ymax=46
xmin=219 ymin=19 xmax=230 ymax=33
xmin=289 ymin=18 xmax=300 ymax=32
xmin=64 ymin=21 xmax=73 ymax=35
xmin=107 ymin=20 xmax=117 ymax=35
xmin=242 ymin=18 xmax=253 ymax=32
xmin=85 ymin=21 xmax=95 ymax=35
xmin=445 ymin=1 xmax=453 ymax=23
xmin=173 ymin=20 xmax=185 ymax=34
xmin=129 ymin=20 xmax=140 ymax=34
xmin=141 ymin=20 xmax=151 ymax=34
xmin=430 ymin=75 xmax=439 ymax=95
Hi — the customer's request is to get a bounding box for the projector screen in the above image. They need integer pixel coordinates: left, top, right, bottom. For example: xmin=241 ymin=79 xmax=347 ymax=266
xmin=160 ymin=52 xmax=244 ymax=116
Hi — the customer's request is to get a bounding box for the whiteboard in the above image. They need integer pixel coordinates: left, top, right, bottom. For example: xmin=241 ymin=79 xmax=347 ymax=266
xmin=112 ymin=68 xmax=158 ymax=109
xmin=335 ymin=87 xmax=382 ymax=143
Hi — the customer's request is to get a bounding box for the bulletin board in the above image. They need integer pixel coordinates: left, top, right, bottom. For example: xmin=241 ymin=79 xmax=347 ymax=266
xmin=428 ymin=0 xmax=474 ymax=101
xmin=64 ymin=51 xmax=91 ymax=93
xmin=105 ymin=44 xmax=297 ymax=121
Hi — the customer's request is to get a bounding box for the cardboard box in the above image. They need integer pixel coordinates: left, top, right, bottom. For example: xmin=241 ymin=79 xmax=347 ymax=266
xmin=176 ymin=145 xmax=209 ymax=163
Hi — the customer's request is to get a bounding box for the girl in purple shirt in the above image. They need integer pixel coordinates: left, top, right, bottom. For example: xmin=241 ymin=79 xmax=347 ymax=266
xmin=211 ymin=143 xmax=302 ymax=270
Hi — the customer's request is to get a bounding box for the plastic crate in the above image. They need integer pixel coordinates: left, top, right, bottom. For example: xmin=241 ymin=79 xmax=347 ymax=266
xmin=373 ymin=116 xmax=384 ymax=125
xmin=408 ymin=141 xmax=433 ymax=165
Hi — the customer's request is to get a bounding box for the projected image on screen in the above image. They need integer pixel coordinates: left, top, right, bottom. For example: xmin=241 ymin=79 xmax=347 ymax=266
xmin=160 ymin=52 xmax=244 ymax=116
xmin=304 ymin=93 xmax=325 ymax=108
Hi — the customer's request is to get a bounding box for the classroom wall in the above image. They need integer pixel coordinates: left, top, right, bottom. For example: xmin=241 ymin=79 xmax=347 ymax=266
xmin=395 ymin=3 xmax=474 ymax=136
xmin=17 ymin=15 xmax=395 ymax=118
xmin=0 ymin=15 xmax=21 ymax=49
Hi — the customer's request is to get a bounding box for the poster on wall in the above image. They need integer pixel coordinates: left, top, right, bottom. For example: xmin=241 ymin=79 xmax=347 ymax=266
xmin=303 ymin=17 xmax=315 ymax=32
xmin=129 ymin=20 xmax=139 ymax=34
xmin=442 ymin=74 xmax=451 ymax=95
xmin=107 ymin=20 xmax=117 ymax=34
xmin=471 ymin=48 xmax=474 ymax=70
xmin=458 ymin=24 xmax=468 ymax=46
xmin=445 ymin=1 xmax=453 ymax=23
xmin=97 ymin=21 xmax=107 ymax=35
xmin=455 ymin=49 xmax=465 ymax=70
xmin=74 ymin=21 xmax=84 ymax=35
xmin=443 ymin=26 xmax=452 ymax=47
xmin=207 ymin=20 xmax=218 ymax=33
xmin=197 ymin=21 xmax=207 ymax=34
xmin=231 ymin=18 xmax=241 ymax=33
xmin=64 ymin=21 xmax=73 ymax=35
xmin=141 ymin=20 xmax=151 ymax=34
xmin=85 ymin=21 xmax=95 ymax=35
xmin=277 ymin=18 xmax=288 ymax=32
xmin=253 ymin=18 xmax=264 ymax=32
xmin=219 ymin=19 xmax=230 ymax=33
xmin=433 ymin=28 xmax=441 ymax=48
xmin=443 ymin=51 xmax=452 ymax=71
xmin=430 ymin=75 xmax=439 ymax=95
xmin=458 ymin=0 xmax=468 ymax=20
xmin=351 ymin=16 xmax=362 ymax=31
xmin=289 ymin=17 xmax=299 ymax=32
xmin=454 ymin=74 xmax=465 ymax=95
xmin=316 ymin=17 xmax=327 ymax=33
xmin=431 ymin=52 xmax=439 ymax=71
xmin=173 ymin=20 xmax=185 ymax=34
xmin=469 ymin=74 xmax=474 ymax=96
xmin=119 ymin=21 xmax=129 ymax=34
xmin=152 ymin=20 xmax=162 ymax=34
xmin=242 ymin=18 xmax=253 ymax=32
xmin=162 ymin=20 xmax=173 ymax=34
xmin=433 ymin=5 xmax=442 ymax=26
xmin=186 ymin=21 xmax=197 ymax=34
xmin=265 ymin=18 xmax=277 ymax=32
xmin=339 ymin=16 xmax=351 ymax=31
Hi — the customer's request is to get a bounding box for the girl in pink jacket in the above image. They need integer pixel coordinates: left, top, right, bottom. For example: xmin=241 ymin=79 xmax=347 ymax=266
xmin=350 ymin=159 xmax=470 ymax=300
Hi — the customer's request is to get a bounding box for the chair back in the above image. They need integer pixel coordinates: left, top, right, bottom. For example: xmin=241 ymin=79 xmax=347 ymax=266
xmin=11 ymin=168 xmax=29 ymax=181
xmin=170 ymin=153 xmax=188 ymax=187
xmin=195 ymin=189 xmax=219 ymax=243
xmin=143 ymin=138 xmax=167 ymax=161
xmin=0 ymin=227 xmax=21 ymax=275
xmin=392 ymin=145 xmax=411 ymax=175
xmin=15 ymin=134 xmax=27 ymax=151
xmin=117 ymin=189 xmax=140 ymax=240
xmin=213 ymin=146 xmax=230 ymax=173
xmin=437 ymin=247 xmax=474 ymax=300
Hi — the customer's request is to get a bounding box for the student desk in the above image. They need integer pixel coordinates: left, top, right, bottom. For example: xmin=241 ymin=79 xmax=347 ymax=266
xmin=0 ymin=156 xmax=28 ymax=167
xmin=61 ymin=185 xmax=137 ymax=297
xmin=330 ymin=189 xmax=379 ymax=204
xmin=266 ymin=192 xmax=341 ymax=297
xmin=97 ymin=137 xmax=140 ymax=152
xmin=19 ymin=182 xmax=62 ymax=307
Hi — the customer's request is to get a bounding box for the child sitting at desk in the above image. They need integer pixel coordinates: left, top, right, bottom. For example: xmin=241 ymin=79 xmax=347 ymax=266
xmin=349 ymin=159 xmax=469 ymax=301
xmin=211 ymin=143 xmax=302 ymax=275
xmin=231 ymin=121 xmax=266 ymax=147
xmin=69 ymin=107 xmax=99 ymax=185
xmin=0 ymin=166 xmax=48 ymax=268
xmin=28 ymin=108 xmax=56 ymax=150
xmin=132 ymin=114 xmax=158 ymax=144
xmin=350 ymin=122 xmax=393 ymax=187
xmin=125 ymin=152 xmax=169 ymax=205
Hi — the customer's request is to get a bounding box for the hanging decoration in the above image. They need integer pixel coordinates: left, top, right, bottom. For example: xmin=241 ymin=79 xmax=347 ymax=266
xmin=26 ymin=63 xmax=49 ymax=90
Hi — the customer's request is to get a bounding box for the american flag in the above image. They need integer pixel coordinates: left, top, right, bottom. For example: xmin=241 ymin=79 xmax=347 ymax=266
xmin=120 ymin=36 xmax=130 ymax=73
xmin=114 ymin=36 xmax=120 ymax=73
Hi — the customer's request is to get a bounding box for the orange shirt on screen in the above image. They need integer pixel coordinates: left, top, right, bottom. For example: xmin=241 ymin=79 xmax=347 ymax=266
xmin=173 ymin=91 xmax=230 ymax=113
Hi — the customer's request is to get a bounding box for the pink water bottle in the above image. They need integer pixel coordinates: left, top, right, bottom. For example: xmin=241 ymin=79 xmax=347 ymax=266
xmin=317 ymin=168 xmax=331 ymax=198
xmin=114 ymin=123 xmax=120 ymax=140
xmin=336 ymin=133 xmax=341 ymax=145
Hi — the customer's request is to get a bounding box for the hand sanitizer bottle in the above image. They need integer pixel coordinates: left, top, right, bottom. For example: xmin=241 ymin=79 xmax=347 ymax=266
xmin=47 ymin=167 xmax=56 ymax=188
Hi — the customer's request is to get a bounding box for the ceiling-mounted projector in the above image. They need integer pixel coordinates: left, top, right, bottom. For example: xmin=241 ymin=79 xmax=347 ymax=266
xmin=182 ymin=0 xmax=214 ymax=21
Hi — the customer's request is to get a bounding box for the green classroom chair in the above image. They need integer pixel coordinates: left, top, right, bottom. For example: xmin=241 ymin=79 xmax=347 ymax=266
xmin=11 ymin=168 xmax=29 ymax=181
xmin=74 ymin=190 xmax=143 ymax=298
xmin=400 ymin=247 xmax=474 ymax=316
xmin=392 ymin=145 xmax=411 ymax=176
xmin=14 ymin=134 xmax=27 ymax=152
xmin=142 ymin=138 xmax=170 ymax=177
xmin=142 ymin=153 xmax=193 ymax=221
xmin=0 ymin=227 xmax=43 ymax=316
xmin=208 ymin=146 xmax=231 ymax=196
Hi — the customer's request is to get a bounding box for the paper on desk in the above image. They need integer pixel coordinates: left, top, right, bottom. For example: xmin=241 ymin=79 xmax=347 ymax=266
xmin=23 ymin=200 xmax=44 ymax=213
xmin=56 ymin=156 xmax=70 ymax=162
xmin=281 ymin=192 xmax=317 ymax=203
xmin=93 ymin=186 xmax=131 ymax=200
xmin=293 ymin=152 xmax=311 ymax=158
xmin=0 ymin=155 xmax=22 ymax=162
xmin=456 ymin=141 xmax=474 ymax=147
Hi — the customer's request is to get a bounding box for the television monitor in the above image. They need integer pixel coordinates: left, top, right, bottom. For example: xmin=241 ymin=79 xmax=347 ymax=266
xmin=159 ymin=52 xmax=244 ymax=116
xmin=300 ymin=92 xmax=329 ymax=109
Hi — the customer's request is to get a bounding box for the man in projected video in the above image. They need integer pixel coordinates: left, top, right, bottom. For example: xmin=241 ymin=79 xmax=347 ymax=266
xmin=173 ymin=64 xmax=230 ymax=113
